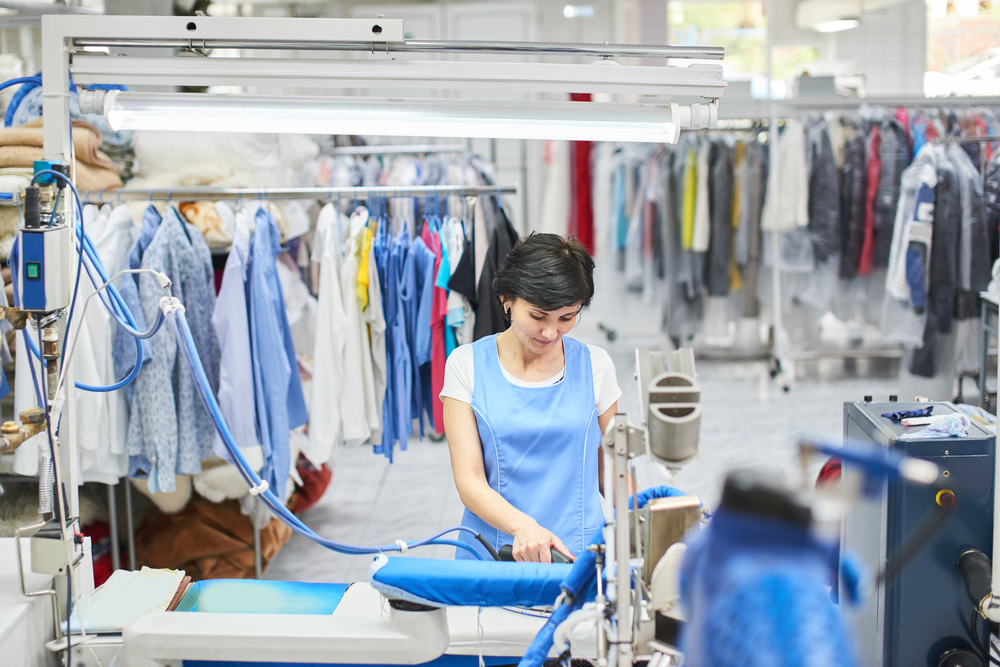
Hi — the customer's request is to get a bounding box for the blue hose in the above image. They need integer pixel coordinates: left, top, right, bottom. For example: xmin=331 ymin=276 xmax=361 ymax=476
xmin=168 ymin=309 xmax=487 ymax=559
xmin=8 ymin=135 xmax=491 ymax=560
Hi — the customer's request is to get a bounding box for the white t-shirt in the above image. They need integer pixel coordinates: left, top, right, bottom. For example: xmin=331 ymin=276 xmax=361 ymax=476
xmin=440 ymin=340 xmax=622 ymax=416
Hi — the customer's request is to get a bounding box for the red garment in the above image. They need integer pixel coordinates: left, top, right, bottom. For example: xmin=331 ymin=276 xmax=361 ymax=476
xmin=973 ymin=115 xmax=993 ymax=160
xmin=816 ymin=457 xmax=842 ymax=488
xmin=569 ymin=93 xmax=595 ymax=254
xmin=895 ymin=107 xmax=913 ymax=154
xmin=291 ymin=455 xmax=333 ymax=514
xmin=858 ymin=125 xmax=881 ymax=276
xmin=81 ymin=521 xmax=114 ymax=586
xmin=422 ymin=226 xmax=447 ymax=433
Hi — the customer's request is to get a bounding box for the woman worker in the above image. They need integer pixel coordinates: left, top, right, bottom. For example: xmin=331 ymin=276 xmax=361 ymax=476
xmin=441 ymin=233 xmax=621 ymax=563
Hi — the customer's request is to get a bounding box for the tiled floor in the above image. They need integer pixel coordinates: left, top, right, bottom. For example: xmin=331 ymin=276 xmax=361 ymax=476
xmin=266 ymin=334 xmax=902 ymax=584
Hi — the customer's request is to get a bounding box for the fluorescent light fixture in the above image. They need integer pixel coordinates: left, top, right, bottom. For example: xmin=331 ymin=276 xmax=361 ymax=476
xmin=814 ymin=18 xmax=860 ymax=32
xmin=563 ymin=4 xmax=595 ymax=18
xmin=99 ymin=91 xmax=680 ymax=143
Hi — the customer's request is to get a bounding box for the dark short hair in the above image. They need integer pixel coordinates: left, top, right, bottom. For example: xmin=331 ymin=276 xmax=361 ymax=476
xmin=493 ymin=233 xmax=595 ymax=313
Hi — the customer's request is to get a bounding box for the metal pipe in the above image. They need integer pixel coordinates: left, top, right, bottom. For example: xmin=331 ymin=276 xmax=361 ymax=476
xmin=81 ymin=184 xmax=518 ymax=203
xmin=70 ymin=37 xmax=724 ymax=60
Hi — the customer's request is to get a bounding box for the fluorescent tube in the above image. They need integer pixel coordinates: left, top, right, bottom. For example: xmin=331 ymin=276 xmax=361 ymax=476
xmin=100 ymin=91 xmax=680 ymax=143
xmin=814 ymin=18 xmax=860 ymax=32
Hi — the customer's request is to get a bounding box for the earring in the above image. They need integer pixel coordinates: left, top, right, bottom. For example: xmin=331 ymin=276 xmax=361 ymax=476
xmin=504 ymin=305 xmax=510 ymax=316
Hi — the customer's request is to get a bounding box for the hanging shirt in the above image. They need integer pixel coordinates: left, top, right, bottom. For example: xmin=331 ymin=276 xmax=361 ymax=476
xmin=365 ymin=223 xmax=388 ymax=447
xmin=681 ymin=148 xmax=697 ymax=250
xmin=393 ymin=231 xmax=416 ymax=449
xmin=212 ymin=214 xmax=261 ymax=464
xmin=112 ymin=205 xmax=160 ymax=403
xmin=761 ymin=120 xmax=810 ymax=233
xmin=308 ymin=204 xmax=354 ymax=463
xmin=356 ymin=226 xmax=372 ymax=310
xmin=126 ymin=207 xmax=220 ymax=494
xmin=248 ymin=206 xmax=309 ymax=496
xmin=691 ymin=140 xmax=712 ymax=252
xmin=422 ymin=225 xmax=447 ymax=433
xmin=473 ymin=208 xmax=520 ymax=342
xmin=435 ymin=233 xmax=457 ymax=357
xmin=410 ymin=236 xmax=437 ymax=434
xmin=341 ymin=211 xmax=379 ymax=446
xmin=76 ymin=204 xmax=135 ymax=484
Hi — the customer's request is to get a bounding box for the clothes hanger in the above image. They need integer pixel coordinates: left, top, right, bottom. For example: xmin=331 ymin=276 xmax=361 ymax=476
xmin=169 ymin=189 xmax=193 ymax=244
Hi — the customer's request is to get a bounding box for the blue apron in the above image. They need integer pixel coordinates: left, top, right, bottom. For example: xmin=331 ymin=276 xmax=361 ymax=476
xmin=456 ymin=334 xmax=604 ymax=560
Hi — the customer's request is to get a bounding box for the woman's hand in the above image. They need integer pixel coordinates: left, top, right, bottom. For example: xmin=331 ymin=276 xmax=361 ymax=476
xmin=512 ymin=520 xmax=574 ymax=563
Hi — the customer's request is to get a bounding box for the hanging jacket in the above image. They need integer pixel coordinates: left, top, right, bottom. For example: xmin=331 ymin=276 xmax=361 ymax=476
xmin=706 ymin=141 xmax=734 ymax=297
xmin=875 ymin=117 xmax=911 ymax=266
xmin=986 ymin=153 xmax=1000 ymax=260
xmin=473 ymin=208 xmax=519 ymax=341
xmin=742 ymin=141 xmax=767 ymax=319
xmin=839 ymin=133 xmax=867 ymax=279
xmin=947 ymin=144 xmax=991 ymax=321
xmin=858 ymin=124 xmax=881 ymax=276
xmin=928 ymin=153 xmax=960 ymax=335
xmin=882 ymin=145 xmax=937 ymax=349
xmin=805 ymin=119 xmax=840 ymax=263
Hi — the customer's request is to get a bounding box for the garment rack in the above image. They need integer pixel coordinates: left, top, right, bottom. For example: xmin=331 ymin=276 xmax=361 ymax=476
xmin=81 ymin=184 xmax=518 ymax=204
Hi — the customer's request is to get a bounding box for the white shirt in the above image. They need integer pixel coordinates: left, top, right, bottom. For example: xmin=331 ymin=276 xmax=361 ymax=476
xmin=440 ymin=340 xmax=622 ymax=416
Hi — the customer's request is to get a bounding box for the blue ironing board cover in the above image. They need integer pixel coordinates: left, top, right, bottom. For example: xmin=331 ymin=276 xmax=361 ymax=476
xmin=368 ymin=555 xmax=575 ymax=608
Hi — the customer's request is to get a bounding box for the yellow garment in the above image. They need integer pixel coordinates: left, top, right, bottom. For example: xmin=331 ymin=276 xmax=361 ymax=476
xmin=356 ymin=225 xmax=372 ymax=310
xmin=681 ymin=148 xmax=697 ymax=249
xmin=729 ymin=142 xmax=744 ymax=292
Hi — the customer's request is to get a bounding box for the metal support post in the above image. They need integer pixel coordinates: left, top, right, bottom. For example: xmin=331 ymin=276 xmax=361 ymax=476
xmin=124 ymin=479 xmax=136 ymax=570
xmin=107 ymin=483 xmax=120 ymax=572
xmin=613 ymin=416 xmax=634 ymax=666
xmin=253 ymin=521 xmax=262 ymax=580
xmin=41 ymin=14 xmax=79 ymax=518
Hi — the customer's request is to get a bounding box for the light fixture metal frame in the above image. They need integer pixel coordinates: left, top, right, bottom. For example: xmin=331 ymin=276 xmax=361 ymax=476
xmin=40 ymin=10 xmax=725 ymax=515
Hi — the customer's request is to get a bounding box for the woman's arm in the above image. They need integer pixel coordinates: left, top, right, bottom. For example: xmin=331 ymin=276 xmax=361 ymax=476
xmin=443 ymin=396 xmax=572 ymax=563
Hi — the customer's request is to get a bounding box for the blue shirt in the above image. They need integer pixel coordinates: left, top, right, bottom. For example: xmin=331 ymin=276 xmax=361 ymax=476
xmin=113 ymin=205 xmax=160 ymax=403
xmin=410 ymin=237 xmax=437 ymax=432
xmin=126 ymin=208 xmax=219 ymax=493
xmin=248 ymin=207 xmax=308 ymax=495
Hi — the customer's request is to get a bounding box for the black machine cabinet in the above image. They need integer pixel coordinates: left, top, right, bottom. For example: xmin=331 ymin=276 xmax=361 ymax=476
xmin=841 ymin=401 xmax=995 ymax=667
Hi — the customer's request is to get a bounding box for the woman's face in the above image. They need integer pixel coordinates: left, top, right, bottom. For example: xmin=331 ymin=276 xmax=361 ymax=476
xmin=504 ymin=298 xmax=581 ymax=357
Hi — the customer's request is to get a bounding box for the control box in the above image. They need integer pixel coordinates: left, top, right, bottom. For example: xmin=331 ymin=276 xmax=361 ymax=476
xmin=17 ymin=171 xmax=72 ymax=313
xmin=841 ymin=401 xmax=995 ymax=667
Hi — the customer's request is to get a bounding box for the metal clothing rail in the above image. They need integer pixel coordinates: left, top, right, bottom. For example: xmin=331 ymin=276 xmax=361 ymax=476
xmin=327 ymin=144 xmax=466 ymax=157
xmin=70 ymin=37 xmax=725 ymax=61
xmin=80 ymin=184 xmax=517 ymax=204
